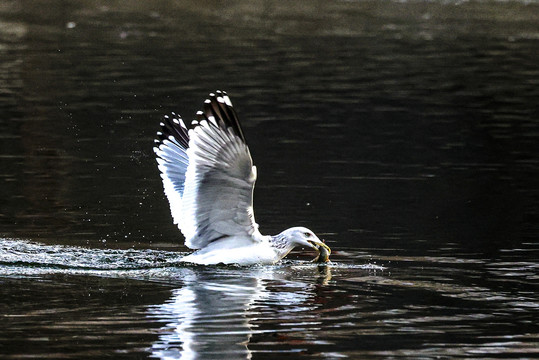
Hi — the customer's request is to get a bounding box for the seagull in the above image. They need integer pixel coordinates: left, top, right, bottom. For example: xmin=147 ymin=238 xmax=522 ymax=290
xmin=154 ymin=91 xmax=331 ymax=265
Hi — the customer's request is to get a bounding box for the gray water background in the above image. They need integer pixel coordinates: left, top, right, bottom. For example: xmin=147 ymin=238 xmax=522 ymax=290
xmin=1 ymin=0 xmax=538 ymax=358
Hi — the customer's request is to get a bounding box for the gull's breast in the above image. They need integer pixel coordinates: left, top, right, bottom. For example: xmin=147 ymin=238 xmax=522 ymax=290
xmin=179 ymin=236 xmax=279 ymax=265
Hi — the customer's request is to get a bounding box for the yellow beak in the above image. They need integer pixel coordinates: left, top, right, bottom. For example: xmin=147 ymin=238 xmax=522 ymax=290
xmin=309 ymin=240 xmax=331 ymax=262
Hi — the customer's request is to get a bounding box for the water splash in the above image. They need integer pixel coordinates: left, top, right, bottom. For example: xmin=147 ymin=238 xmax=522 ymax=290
xmin=0 ymin=238 xmax=378 ymax=279
xmin=0 ymin=238 xmax=185 ymax=270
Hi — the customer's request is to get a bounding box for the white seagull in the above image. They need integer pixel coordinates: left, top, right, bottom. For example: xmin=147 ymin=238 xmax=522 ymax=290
xmin=154 ymin=91 xmax=331 ymax=265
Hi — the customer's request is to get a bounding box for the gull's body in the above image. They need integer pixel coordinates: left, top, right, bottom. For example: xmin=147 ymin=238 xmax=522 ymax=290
xmin=154 ymin=91 xmax=330 ymax=265
xmin=179 ymin=235 xmax=276 ymax=265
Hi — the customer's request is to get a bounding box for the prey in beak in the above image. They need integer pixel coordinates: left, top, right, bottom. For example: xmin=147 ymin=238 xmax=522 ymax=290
xmin=282 ymin=227 xmax=332 ymax=263
xmin=309 ymin=240 xmax=331 ymax=263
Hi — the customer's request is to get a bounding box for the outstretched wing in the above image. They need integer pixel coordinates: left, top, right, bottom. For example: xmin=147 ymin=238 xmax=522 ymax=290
xmin=154 ymin=91 xmax=258 ymax=249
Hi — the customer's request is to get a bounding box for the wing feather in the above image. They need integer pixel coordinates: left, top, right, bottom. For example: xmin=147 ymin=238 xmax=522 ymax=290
xmin=154 ymin=91 xmax=258 ymax=250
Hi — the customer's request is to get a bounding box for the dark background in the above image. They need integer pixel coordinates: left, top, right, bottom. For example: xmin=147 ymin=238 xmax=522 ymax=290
xmin=1 ymin=0 xmax=537 ymax=259
xmin=1 ymin=1 xmax=538 ymax=358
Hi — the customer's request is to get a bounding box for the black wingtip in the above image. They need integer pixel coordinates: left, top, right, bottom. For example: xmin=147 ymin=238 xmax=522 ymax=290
xmin=156 ymin=91 xmax=246 ymax=150
xmin=156 ymin=114 xmax=190 ymax=149
xmin=196 ymin=90 xmax=246 ymax=143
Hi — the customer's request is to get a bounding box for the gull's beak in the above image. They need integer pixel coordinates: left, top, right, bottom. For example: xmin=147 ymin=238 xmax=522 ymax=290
xmin=307 ymin=239 xmax=331 ymax=256
xmin=296 ymin=236 xmax=332 ymax=261
xmin=308 ymin=238 xmax=331 ymax=263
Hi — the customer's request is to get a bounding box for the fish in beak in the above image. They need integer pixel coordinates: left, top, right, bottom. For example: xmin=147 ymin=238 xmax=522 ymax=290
xmin=309 ymin=239 xmax=331 ymax=263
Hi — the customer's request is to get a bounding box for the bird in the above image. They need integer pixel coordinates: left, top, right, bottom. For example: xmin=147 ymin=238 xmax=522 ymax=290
xmin=153 ymin=91 xmax=331 ymax=265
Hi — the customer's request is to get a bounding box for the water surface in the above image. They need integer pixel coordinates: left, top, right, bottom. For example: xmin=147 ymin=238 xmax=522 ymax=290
xmin=1 ymin=0 xmax=538 ymax=358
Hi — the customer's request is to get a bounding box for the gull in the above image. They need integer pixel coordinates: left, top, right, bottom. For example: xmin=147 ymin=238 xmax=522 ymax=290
xmin=154 ymin=91 xmax=330 ymax=265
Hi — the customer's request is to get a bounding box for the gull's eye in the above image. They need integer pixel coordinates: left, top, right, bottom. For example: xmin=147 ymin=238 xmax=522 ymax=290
xmin=303 ymin=232 xmax=312 ymax=238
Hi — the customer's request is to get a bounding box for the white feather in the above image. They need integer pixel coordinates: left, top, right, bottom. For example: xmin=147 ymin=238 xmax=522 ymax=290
xmin=180 ymin=120 xmax=258 ymax=249
xmin=154 ymin=92 xmax=328 ymax=265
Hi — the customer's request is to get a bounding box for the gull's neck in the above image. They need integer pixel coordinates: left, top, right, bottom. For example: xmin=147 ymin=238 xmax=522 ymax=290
xmin=252 ymin=230 xmax=293 ymax=261
xmin=269 ymin=233 xmax=295 ymax=260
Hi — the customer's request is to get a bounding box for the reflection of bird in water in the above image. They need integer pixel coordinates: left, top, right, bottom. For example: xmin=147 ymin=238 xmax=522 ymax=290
xmin=147 ymin=266 xmax=332 ymax=360
xmin=154 ymin=91 xmax=331 ymax=265
xmin=148 ymin=269 xmax=261 ymax=360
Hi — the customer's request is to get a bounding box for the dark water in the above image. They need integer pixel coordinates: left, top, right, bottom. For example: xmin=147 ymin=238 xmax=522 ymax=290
xmin=1 ymin=0 xmax=538 ymax=358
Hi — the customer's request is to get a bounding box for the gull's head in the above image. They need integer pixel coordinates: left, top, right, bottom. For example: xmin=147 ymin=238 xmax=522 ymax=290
xmin=281 ymin=227 xmax=331 ymax=253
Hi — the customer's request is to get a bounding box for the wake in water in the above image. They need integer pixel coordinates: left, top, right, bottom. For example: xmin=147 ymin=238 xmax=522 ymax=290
xmin=0 ymin=238 xmax=383 ymax=278
xmin=0 ymin=238 xmax=186 ymax=270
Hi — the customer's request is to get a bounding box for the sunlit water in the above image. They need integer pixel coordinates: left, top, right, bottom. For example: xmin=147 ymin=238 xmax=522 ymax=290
xmin=1 ymin=238 xmax=537 ymax=359
xmin=1 ymin=0 xmax=538 ymax=359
